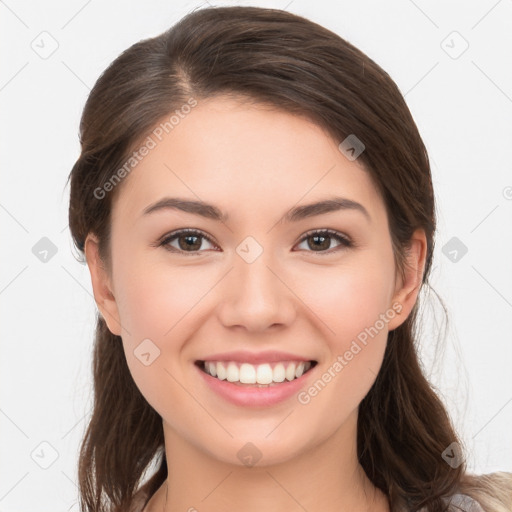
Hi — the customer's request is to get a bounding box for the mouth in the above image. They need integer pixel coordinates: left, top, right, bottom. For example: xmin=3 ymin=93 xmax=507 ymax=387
xmin=194 ymin=359 xmax=318 ymax=387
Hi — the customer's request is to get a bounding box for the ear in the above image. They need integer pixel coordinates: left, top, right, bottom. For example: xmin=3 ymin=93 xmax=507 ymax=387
xmin=387 ymin=228 xmax=427 ymax=331
xmin=84 ymin=234 xmax=123 ymax=336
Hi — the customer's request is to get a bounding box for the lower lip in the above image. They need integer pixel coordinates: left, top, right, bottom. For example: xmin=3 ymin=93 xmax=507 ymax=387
xmin=196 ymin=363 xmax=316 ymax=407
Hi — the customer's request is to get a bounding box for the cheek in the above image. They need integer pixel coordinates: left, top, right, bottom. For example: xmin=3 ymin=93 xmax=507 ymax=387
xmin=294 ymin=253 xmax=396 ymax=346
xmin=112 ymin=257 xmax=217 ymax=394
xmin=293 ymin=255 xmax=394 ymax=408
xmin=114 ymin=256 xmax=213 ymax=342
xmin=113 ymin=261 xmax=210 ymax=416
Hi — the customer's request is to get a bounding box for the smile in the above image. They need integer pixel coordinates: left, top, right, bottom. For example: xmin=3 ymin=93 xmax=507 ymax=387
xmin=196 ymin=360 xmax=317 ymax=387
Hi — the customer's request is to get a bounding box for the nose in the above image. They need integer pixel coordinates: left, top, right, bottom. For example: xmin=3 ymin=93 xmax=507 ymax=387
xmin=217 ymin=251 xmax=297 ymax=332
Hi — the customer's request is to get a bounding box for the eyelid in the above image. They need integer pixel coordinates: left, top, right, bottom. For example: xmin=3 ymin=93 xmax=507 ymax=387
xmin=298 ymin=228 xmax=351 ymax=244
xmin=294 ymin=228 xmax=353 ymax=254
xmin=156 ymin=228 xmax=219 ymax=253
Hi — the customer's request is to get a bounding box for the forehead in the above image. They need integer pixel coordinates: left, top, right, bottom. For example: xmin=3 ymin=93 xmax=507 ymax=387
xmin=111 ymin=96 xmax=385 ymax=225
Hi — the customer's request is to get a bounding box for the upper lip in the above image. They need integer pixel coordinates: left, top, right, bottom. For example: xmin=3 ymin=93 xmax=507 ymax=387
xmin=198 ymin=350 xmax=315 ymax=365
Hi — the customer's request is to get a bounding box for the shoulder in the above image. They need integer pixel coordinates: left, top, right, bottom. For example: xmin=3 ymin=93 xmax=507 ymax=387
xmin=408 ymin=493 xmax=485 ymax=512
xmin=444 ymin=493 xmax=486 ymax=512
xmin=456 ymin=471 xmax=512 ymax=511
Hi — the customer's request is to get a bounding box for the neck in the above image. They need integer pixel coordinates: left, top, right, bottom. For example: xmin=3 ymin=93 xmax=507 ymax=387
xmin=150 ymin=409 xmax=388 ymax=512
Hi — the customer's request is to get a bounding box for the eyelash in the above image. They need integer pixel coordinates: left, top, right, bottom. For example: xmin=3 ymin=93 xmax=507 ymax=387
xmin=156 ymin=228 xmax=353 ymax=256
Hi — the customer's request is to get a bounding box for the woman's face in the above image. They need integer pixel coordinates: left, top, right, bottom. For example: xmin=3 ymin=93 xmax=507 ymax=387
xmin=87 ymin=95 xmax=423 ymax=467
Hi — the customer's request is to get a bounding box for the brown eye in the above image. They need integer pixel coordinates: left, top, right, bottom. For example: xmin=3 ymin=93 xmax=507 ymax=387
xmin=159 ymin=229 xmax=218 ymax=254
xmin=295 ymin=229 xmax=353 ymax=254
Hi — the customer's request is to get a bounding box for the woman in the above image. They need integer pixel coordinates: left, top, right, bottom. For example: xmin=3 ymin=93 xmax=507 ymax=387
xmin=67 ymin=6 xmax=512 ymax=512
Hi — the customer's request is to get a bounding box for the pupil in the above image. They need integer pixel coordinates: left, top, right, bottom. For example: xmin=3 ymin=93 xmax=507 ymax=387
xmin=310 ymin=234 xmax=329 ymax=251
xmin=180 ymin=235 xmax=201 ymax=251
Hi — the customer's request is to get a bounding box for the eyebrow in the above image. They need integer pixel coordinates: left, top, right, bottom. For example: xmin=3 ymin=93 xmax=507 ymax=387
xmin=141 ymin=196 xmax=371 ymax=223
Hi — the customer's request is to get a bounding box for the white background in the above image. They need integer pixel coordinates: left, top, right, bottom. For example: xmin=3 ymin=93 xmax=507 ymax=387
xmin=1 ymin=0 xmax=511 ymax=509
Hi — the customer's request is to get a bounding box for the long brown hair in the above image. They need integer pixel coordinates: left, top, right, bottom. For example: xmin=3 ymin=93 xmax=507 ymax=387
xmin=66 ymin=6 xmax=512 ymax=512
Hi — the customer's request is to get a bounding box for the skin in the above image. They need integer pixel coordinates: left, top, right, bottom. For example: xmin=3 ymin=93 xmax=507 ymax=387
xmin=85 ymin=95 xmax=427 ymax=512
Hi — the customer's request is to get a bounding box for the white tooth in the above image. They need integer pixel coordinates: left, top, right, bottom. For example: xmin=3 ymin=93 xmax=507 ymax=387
xmin=216 ymin=362 xmax=227 ymax=380
xmin=226 ymin=362 xmax=239 ymax=382
xmin=272 ymin=363 xmax=286 ymax=382
xmin=285 ymin=363 xmax=297 ymax=381
xmin=204 ymin=361 xmax=215 ymax=377
xmin=256 ymin=363 xmax=273 ymax=384
xmin=295 ymin=362 xmax=305 ymax=378
xmin=209 ymin=360 xmax=310 ymax=383
xmin=239 ymin=363 xmax=256 ymax=384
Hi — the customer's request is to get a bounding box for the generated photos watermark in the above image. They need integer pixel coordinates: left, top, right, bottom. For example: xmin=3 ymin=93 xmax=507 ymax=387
xmin=297 ymin=301 xmax=402 ymax=405
xmin=93 ymin=97 xmax=198 ymax=200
